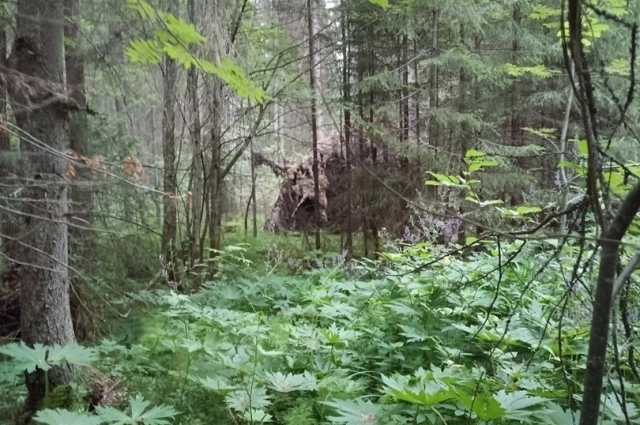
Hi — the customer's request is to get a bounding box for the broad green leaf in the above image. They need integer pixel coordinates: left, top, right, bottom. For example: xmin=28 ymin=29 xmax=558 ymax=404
xmin=382 ymin=375 xmax=453 ymax=406
xmin=46 ymin=343 xmax=98 ymax=367
xmin=225 ymin=387 xmax=271 ymax=412
xmin=199 ymin=376 xmax=239 ymax=392
xmin=495 ymin=390 xmax=547 ymax=412
xmin=0 ymin=342 xmax=97 ymax=373
xmin=323 ymin=399 xmax=380 ymax=425
xmin=96 ymin=396 xmax=178 ymax=425
xmin=457 ymin=390 xmax=506 ymax=421
xmin=265 ymin=371 xmax=317 ymax=392
xmin=0 ymin=342 xmax=52 ymax=372
xmin=34 ymin=409 xmax=102 ymax=425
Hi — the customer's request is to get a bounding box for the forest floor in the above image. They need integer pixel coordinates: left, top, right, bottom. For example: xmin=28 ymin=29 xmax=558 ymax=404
xmin=93 ymin=234 xmax=603 ymax=425
xmin=0 ymin=233 xmax=627 ymax=425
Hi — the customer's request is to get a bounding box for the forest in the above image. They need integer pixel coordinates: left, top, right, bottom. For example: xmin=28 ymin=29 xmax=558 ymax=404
xmin=0 ymin=0 xmax=639 ymax=424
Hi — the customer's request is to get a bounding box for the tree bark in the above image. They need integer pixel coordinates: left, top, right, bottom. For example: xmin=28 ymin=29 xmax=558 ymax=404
xmin=307 ymin=0 xmax=321 ymax=250
xmin=579 ymin=182 xmax=640 ymax=425
xmin=9 ymin=0 xmax=75 ymax=412
xmin=340 ymin=0 xmax=352 ymax=253
xmin=161 ymin=3 xmax=178 ymax=276
xmin=207 ymin=79 xmax=223 ymax=260
xmin=187 ymin=0 xmax=204 ymax=266
xmin=0 ymin=2 xmax=17 ymax=278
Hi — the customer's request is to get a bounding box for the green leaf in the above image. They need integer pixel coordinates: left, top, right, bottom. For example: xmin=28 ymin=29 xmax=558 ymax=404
xmin=457 ymin=390 xmax=506 ymax=421
xmin=465 ymin=236 xmax=478 ymax=245
xmin=367 ymin=0 xmax=390 ymax=8
xmin=465 ymin=149 xmax=485 ymax=158
xmin=0 ymin=342 xmax=51 ymax=372
xmin=427 ymin=172 xmax=460 ymax=185
xmin=323 ymin=399 xmax=380 ymax=425
xmin=576 ymin=140 xmax=589 ymax=156
xmin=0 ymin=342 xmax=97 ymax=373
xmin=96 ymin=396 xmax=178 ymax=425
xmin=529 ymin=5 xmax=561 ymax=20
xmin=225 ymin=387 xmax=271 ymax=412
xmin=465 ymin=197 xmax=504 ymax=207
xmin=34 ymin=409 xmax=102 ymax=425
xmin=557 ymin=160 xmax=578 ymax=169
xmin=606 ymin=58 xmax=630 ymax=76
xmin=382 ymin=375 xmax=454 ymax=406
xmin=265 ymin=371 xmax=317 ymax=392
xmin=199 ymin=376 xmax=239 ymax=393
xmin=46 ymin=343 xmax=99 ymax=367
xmin=515 ymin=206 xmax=542 ymax=215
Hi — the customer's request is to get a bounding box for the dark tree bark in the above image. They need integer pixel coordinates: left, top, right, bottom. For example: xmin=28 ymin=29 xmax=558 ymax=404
xmin=0 ymin=3 xmax=17 ymax=278
xmin=579 ymin=182 xmax=640 ymax=425
xmin=8 ymin=0 xmax=75 ymax=412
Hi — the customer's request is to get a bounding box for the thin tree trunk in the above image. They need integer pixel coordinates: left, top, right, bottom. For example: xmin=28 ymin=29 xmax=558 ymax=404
xmin=402 ymin=34 xmax=409 ymax=146
xmin=250 ymin=141 xmax=257 ymax=238
xmin=341 ymin=0 xmax=352 ymax=253
xmin=9 ymin=0 xmax=75 ymax=412
xmin=208 ymin=80 xmax=223 ymax=260
xmin=161 ymin=2 xmax=178 ymax=276
xmin=307 ymin=0 xmax=321 ymax=250
xmin=427 ymin=8 xmax=439 ymax=199
xmin=580 ymin=182 xmax=640 ymax=425
xmin=187 ymin=0 xmax=204 ymax=265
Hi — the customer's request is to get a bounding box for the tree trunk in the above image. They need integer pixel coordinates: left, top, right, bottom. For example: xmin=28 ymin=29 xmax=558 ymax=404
xmin=427 ymin=8 xmax=439 ymax=199
xmin=307 ymin=0 xmax=321 ymax=250
xmin=0 ymin=4 xmax=17 ymax=279
xmin=64 ymin=0 xmax=93 ymax=256
xmin=9 ymin=0 xmax=75 ymax=412
xmin=187 ymin=0 xmax=204 ymax=266
xmin=250 ymin=141 xmax=258 ymax=238
xmin=208 ymin=80 xmax=223 ymax=261
xmin=161 ymin=4 xmax=178 ymax=277
xmin=341 ymin=0 xmax=352 ymax=253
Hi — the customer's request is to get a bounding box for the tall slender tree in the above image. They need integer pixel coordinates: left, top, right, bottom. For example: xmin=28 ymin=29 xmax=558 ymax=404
xmin=161 ymin=1 xmax=178 ymax=276
xmin=307 ymin=0 xmax=321 ymax=250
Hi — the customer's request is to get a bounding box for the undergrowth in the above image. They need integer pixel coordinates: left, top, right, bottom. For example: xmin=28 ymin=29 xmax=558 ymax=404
xmin=1 ymin=239 xmax=639 ymax=425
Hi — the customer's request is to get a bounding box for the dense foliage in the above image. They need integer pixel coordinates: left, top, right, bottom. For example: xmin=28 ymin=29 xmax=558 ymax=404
xmin=2 ymin=235 xmax=640 ymax=424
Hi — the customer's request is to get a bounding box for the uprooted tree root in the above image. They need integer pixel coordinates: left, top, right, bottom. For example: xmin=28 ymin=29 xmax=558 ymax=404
xmin=255 ymin=141 xmax=423 ymax=240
